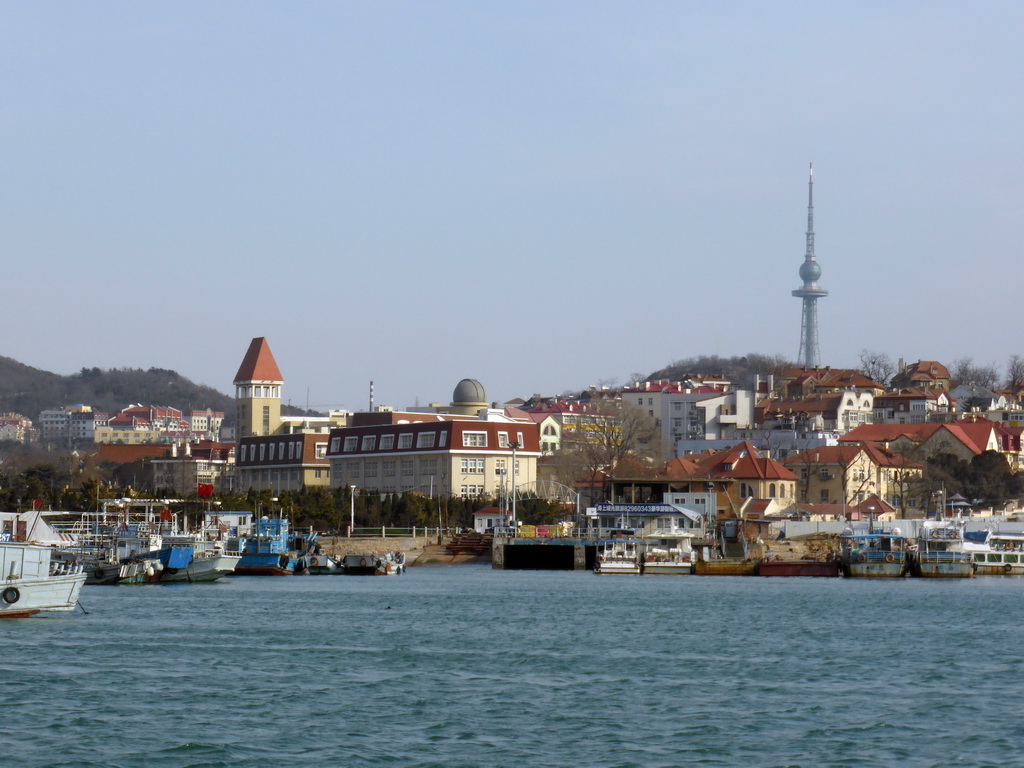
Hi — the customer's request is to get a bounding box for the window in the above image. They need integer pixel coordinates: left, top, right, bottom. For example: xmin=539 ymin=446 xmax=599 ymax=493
xmin=269 ymin=444 xmax=275 ymax=461
xmin=240 ymin=445 xmax=248 ymax=462
xmin=314 ymin=443 xmax=326 ymax=459
xmin=259 ymin=444 xmax=266 ymax=461
xmin=330 ymin=437 xmax=341 ymax=453
xmin=417 ymin=432 xmax=436 ymax=448
xmin=343 ymin=436 xmax=358 ymax=452
xmin=398 ymin=433 xmax=413 ymax=449
xmin=439 ymin=431 xmax=446 ymax=447
xmin=819 ymin=489 xmax=829 ymax=503
xmin=380 ymin=435 xmax=394 ymax=451
xmin=422 ymin=458 xmax=437 ymax=474
xmin=383 ymin=460 xmax=396 ymax=476
xmin=401 ymin=460 xmax=414 ymax=476
xmin=460 ymin=458 xmax=484 ymax=474
xmin=361 ymin=436 xmax=377 ymax=451
xmin=288 ymin=442 xmax=296 ymax=460
xmin=498 ymin=432 xmax=509 ymax=447
xmin=365 ymin=461 xmax=378 ymax=478
xmin=463 ymin=432 xmax=487 ymax=447
xmin=769 ymin=483 xmax=776 ymax=498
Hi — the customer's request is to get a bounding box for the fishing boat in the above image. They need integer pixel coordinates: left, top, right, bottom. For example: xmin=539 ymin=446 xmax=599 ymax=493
xmin=158 ymin=538 xmax=241 ymax=582
xmin=376 ymin=551 xmax=406 ymax=575
xmin=910 ymin=521 xmax=974 ymax=578
xmin=235 ymin=518 xmax=315 ymax=575
xmin=641 ymin=533 xmax=694 ymax=575
xmin=594 ymin=532 xmax=642 ymax=575
xmin=307 ymin=552 xmax=344 ymax=574
xmin=0 ymin=537 xmax=86 ymax=618
xmin=840 ymin=530 xmax=909 ymax=578
xmin=965 ymin=532 xmax=1024 ymax=575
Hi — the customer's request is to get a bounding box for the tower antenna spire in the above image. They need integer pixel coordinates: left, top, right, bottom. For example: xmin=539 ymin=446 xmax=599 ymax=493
xmin=792 ymin=163 xmax=828 ymax=368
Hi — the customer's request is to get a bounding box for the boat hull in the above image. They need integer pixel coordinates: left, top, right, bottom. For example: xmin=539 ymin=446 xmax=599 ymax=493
xmin=0 ymin=572 xmax=86 ymax=617
xmin=642 ymin=562 xmax=693 ymax=575
xmin=694 ymin=560 xmax=759 ymax=576
xmin=842 ymin=560 xmax=907 ymax=578
xmin=759 ymin=560 xmax=840 ymax=577
xmin=595 ymin=562 xmax=641 ymax=575
xmin=162 ymin=554 xmax=241 ymax=582
xmin=912 ymin=556 xmax=974 ymax=578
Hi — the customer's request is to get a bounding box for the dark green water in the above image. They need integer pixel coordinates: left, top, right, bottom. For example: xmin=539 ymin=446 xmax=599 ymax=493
xmin=2 ymin=567 xmax=1022 ymax=767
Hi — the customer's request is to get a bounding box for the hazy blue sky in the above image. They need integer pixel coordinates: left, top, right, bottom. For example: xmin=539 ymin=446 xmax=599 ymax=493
xmin=3 ymin=2 xmax=1022 ymax=412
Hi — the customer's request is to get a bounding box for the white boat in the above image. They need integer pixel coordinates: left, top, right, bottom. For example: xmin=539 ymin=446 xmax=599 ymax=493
xmin=376 ymin=551 xmax=406 ymax=575
xmin=595 ymin=536 xmax=641 ymax=575
xmin=641 ymin=531 xmax=695 ymax=575
xmin=965 ymin=532 xmax=1024 ymax=575
xmin=0 ymin=538 xmax=86 ymax=618
xmin=158 ymin=538 xmax=241 ymax=582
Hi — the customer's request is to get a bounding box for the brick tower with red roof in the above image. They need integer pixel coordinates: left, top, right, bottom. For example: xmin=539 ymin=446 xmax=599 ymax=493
xmin=233 ymin=337 xmax=284 ymax=437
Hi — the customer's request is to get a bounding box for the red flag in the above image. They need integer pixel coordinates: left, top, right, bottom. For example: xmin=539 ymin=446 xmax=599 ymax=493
xmin=160 ymin=509 xmax=173 ymax=522
xmin=197 ymin=483 xmax=214 ymax=498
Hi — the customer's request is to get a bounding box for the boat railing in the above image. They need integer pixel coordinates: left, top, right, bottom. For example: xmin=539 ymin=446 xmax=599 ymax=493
xmin=346 ymin=526 xmax=447 ymax=539
xmin=848 ymin=550 xmax=907 ymax=563
xmin=918 ymin=551 xmax=973 ymax=563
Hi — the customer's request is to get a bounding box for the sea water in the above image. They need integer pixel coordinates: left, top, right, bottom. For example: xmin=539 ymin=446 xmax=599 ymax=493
xmin=2 ymin=567 xmax=1023 ymax=768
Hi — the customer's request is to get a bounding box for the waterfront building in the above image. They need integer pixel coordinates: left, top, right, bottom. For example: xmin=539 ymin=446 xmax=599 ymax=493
xmin=327 ymin=387 xmax=541 ymax=498
xmin=231 ymin=337 xmax=336 ymax=492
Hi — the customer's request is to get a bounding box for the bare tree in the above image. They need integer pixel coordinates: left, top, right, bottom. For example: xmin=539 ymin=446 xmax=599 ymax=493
xmin=1005 ymin=355 xmax=1024 ymax=390
xmin=950 ymin=357 xmax=1000 ymax=389
xmin=858 ymin=349 xmax=896 ymax=386
xmin=553 ymin=400 xmax=662 ymax=503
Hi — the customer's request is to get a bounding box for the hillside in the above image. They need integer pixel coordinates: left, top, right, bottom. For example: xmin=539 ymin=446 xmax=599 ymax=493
xmin=0 ymin=356 xmax=234 ymax=421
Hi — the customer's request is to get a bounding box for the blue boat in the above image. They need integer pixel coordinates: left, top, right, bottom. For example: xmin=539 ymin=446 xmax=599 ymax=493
xmin=235 ymin=518 xmax=318 ymax=576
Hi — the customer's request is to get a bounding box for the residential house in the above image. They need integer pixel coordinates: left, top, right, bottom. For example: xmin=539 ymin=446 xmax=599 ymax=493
xmin=891 ymin=360 xmax=951 ymax=391
xmin=755 ymin=390 xmax=874 ymax=435
xmin=151 ymin=441 xmax=235 ymax=495
xmin=873 ymin=388 xmax=954 ymax=424
xmin=784 ymin=443 xmax=924 ymax=515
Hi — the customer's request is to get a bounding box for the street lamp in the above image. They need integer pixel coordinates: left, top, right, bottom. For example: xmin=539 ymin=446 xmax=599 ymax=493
xmin=349 ymin=485 xmax=356 ymax=536
xmin=509 ymin=441 xmax=520 ymax=533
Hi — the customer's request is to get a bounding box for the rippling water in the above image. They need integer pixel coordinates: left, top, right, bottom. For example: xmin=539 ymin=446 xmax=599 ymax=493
xmin=3 ymin=567 xmax=1024 ymax=767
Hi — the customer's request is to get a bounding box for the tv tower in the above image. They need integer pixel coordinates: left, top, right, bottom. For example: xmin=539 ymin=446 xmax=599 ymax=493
xmin=792 ymin=163 xmax=828 ymax=368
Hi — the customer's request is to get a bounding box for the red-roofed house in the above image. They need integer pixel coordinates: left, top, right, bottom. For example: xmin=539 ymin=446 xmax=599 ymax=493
xmin=784 ymin=443 xmax=924 ymax=515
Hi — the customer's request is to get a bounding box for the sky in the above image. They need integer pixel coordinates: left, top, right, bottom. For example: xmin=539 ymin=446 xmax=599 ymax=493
xmin=2 ymin=2 xmax=1023 ymax=413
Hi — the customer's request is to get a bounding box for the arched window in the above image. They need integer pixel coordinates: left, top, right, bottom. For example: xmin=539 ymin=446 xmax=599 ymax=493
xmin=769 ymin=483 xmax=776 ymax=498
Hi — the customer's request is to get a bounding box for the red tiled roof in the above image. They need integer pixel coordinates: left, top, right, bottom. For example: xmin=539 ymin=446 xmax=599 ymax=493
xmin=234 ymin=337 xmax=283 ymax=384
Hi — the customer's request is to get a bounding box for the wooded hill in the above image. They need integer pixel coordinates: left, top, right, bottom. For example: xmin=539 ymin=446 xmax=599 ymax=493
xmin=0 ymin=356 xmax=234 ymax=421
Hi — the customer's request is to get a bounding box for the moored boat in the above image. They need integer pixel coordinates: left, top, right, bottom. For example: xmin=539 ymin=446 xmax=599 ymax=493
xmin=910 ymin=521 xmax=973 ymax=578
xmin=0 ymin=538 xmax=86 ymax=618
xmin=965 ymin=532 xmax=1024 ymax=575
xmin=235 ymin=518 xmax=314 ymax=575
xmin=595 ymin=536 xmax=641 ymax=575
xmin=641 ymin=533 xmax=694 ymax=575
xmin=840 ymin=531 xmax=909 ymax=578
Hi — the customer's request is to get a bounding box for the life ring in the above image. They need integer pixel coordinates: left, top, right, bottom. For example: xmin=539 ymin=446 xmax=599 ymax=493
xmin=310 ymin=557 xmax=320 ymax=567
xmin=885 ymin=553 xmax=895 ymax=563
xmin=855 ymin=553 xmax=867 ymax=563
xmin=359 ymin=557 xmax=367 ymax=567
xmin=2 ymin=587 xmax=20 ymax=604
xmin=94 ymin=568 xmax=105 ymax=581
xmin=1005 ymin=563 xmax=1013 ymax=574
